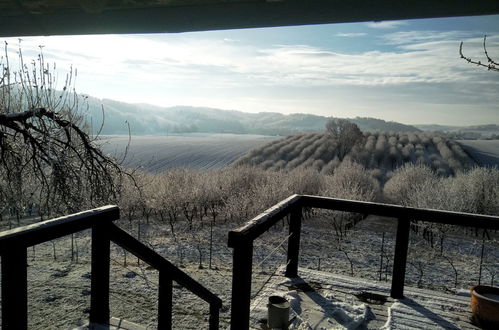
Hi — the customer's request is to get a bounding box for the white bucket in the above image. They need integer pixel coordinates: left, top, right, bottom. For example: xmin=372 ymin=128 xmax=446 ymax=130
xmin=267 ymin=295 xmax=290 ymax=329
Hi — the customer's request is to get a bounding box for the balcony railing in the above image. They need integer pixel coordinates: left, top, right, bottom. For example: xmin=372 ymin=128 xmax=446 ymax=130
xmin=227 ymin=194 xmax=499 ymax=330
xmin=0 ymin=205 xmax=222 ymax=330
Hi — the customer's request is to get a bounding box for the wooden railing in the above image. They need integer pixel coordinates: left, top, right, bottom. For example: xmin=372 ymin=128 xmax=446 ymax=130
xmin=227 ymin=194 xmax=499 ymax=330
xmin=0 ymin=206 xmax=222 ymax=330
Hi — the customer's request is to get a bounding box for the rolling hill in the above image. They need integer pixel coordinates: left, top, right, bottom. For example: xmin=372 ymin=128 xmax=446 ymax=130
xmin=416 ymin=124 xmax=499 ymax=139
xmin=234 ymin=131 xmax=476 ymax=177
xmin=83 ymin=96 xmax=420 ymax=136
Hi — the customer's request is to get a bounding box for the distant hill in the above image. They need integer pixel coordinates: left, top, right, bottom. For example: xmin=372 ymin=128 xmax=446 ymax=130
xmin=83 ymin=96 xmax=420 ymax=135
xmin=416 ymin=124 xmax=499 ymax=139
xmin=417 ymin=124 xmax=499 ymax=132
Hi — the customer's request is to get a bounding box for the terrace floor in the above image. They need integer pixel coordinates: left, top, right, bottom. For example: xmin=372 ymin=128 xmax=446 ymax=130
xmin=249 ymin=267 xmax=478 ymax=329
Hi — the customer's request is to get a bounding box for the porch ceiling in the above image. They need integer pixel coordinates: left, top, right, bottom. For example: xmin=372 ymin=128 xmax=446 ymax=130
xmin=1 ymin=0 xmax=499 ymax=37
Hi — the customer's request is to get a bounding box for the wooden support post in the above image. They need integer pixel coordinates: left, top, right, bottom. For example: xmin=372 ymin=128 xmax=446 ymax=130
xmin=2 ymin=246 xmax=28 ymax=330
xmin=90 ymin=224 xmax=110 ymax=325
xmin=209 ymin=303 xmax=220 ymax=330
xmin=285 ymin=206 xmax=302 ymax=278
xmin=391 ymin=218 xmax=410 ymax=299
xmin=158 ymin=271 xmax=173 ymax=330
xmin=230 ymin=240 xmax=253 ymax=330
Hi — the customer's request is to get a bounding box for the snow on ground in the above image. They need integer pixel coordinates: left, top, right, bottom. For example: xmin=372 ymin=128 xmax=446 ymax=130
xmin=458 ymin=140 xmax=499 ymax=167
xmin=250 ymin=273 xmax=374 ymax=329
xmin=98 ymin=134 xmax=277 ymax=172
xmin=250 ymin=267 xmax=478 ymax=329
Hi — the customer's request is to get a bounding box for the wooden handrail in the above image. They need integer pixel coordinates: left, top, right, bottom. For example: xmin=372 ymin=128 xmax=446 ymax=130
xmin=0 ymin=205 xmax=120 ymax=250
xmin=0 ymin=206 xmax=222 ymax=330
xmin=109 ymin=223 xmax=223 ymax=308
xmin=228 ymin=194 xmax=301 ymax=246
xmin=228 ymin=194 xmax=499 ymax=330
xmin=301 ymin=195 xmax=499 ymax=229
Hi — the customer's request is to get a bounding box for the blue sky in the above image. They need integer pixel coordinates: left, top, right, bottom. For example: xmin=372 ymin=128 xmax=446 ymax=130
xmin=3 ymin=15 xmax=499 ymax=125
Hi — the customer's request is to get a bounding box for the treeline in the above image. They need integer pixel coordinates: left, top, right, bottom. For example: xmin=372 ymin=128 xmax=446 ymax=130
xmin=114 ymin=163 xmax=498 ymax=235
xmin=234 ymin=131 xmax=476 ymax=179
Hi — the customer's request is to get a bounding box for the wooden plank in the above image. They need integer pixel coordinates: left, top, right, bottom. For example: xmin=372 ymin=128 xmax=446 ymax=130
xmin=1 ymin=246 xmax=28 ymax=330
xmin=209 ymin=303 xmax=220 ymax=330
xmin=90 ymin=223 xmax=111 ymax=324
xmin=391 ymin=218 xmax=410 ymax=298
xmin=230 ymin=240 xmax=253 ymax=330
xmin=1 ymin=0 xmax=498 ymax=37
xmin=0 ymin=205 xmax=119 ymax=250
xmin=229 ymin=194 xmax=499 ymax=247
xmin=300 ymin=195 xmax=499 ymax=229
xmin=285 ymin=205 xmax=302 ymax=278
xmin=228 ymin=194 xmax=301 ymax=246
xmin=158 ymin=271 xmax=173 ymax=330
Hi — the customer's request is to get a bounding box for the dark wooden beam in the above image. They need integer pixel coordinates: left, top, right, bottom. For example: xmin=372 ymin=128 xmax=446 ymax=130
xmin=390 ymin=218 xmax=411 ymax=298
xmin=108 ymin=223 xmax=222 ymax=308
xmin=300 ymin=195 xmax=499 ymax=230
xmin=228 ymin=194 xmax=301 ymax=246
xmin=229 ymin=239 xmax=253 ymax=330
xmin=90 ymin=222 xmax=111 ymax=325
xmin=285 ymin=205 xmax=302 ymax=278
xmin=158 ymin=271 xmax=173 ymax=330
xmin=1 ymin=246 xmax=28 ymax=330
xmin=0 ymin=0 xmax=498 ymax=37
xmin=0 ymin=205 xmax=120 ymax=251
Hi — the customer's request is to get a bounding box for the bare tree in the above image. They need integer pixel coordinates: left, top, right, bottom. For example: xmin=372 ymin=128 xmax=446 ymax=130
xmin=325 ymin=118 xmax=364 ymax=160
xmin=0 ymin=42 xmax=132 ymax=220
xmin=460 ymin=35 xmax=498 ymax=72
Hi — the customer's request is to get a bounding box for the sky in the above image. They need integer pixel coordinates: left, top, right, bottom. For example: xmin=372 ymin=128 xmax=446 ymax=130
xmin=2 ymin=14 xmax=499 ymax=126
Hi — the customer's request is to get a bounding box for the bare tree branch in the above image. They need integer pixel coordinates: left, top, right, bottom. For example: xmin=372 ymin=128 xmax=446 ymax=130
xmin=0 ymin=42 xmax=135 ymax=220
xmin=460 ymin=35 xmax=499 ymax=72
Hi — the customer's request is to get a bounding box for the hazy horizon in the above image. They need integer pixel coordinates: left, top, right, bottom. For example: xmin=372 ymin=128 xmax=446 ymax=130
xmin=3 ymin=14 xmax=499 ymax=126
xmin=92 ymin=96 xmax=498 ymax=128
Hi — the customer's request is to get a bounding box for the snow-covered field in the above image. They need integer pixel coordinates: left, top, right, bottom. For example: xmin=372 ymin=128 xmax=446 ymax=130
xmin=98 ymin=134 xmax=277 ymax=172
xmin=3 ymin=214 xmax=496 ymax=329
xmin=458 ymin=140 xmax=499 ymax=167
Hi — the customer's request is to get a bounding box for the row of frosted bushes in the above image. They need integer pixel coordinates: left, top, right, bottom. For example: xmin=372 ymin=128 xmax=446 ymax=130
xmin=235 ymin=131 xmax=475 ymax=177
xmin=117 ymin=163 xmax=498 ymax=233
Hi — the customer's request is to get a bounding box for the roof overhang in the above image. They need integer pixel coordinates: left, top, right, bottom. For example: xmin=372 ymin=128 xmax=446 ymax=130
xmin=1 ymin=0 xmax=499 ymax=37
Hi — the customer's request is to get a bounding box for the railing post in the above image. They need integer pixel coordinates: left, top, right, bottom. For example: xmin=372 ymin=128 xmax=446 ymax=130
xmin=1 ymin=245 xmax=28 ymax=330
xmin=209 ymin=303 xmax=220 ymax=330
xmin=230 ymin=239 xmax=253 ymax=330
xmin=158 ymin=270 xmax=173 ymax=330
xmin=285 ymin=205 xmax=302 ymax=278
xmin=90 ymin=223 xmax=111 ymax=325
xmin=391 ymin=218 xmax=410 ymax=299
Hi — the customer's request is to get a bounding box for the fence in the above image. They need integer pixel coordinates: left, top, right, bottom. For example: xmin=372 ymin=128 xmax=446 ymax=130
xmin=227 ymin=194 xmax=499 ymax=330
xmin=0 ymin=205 xmax=222 ymax=330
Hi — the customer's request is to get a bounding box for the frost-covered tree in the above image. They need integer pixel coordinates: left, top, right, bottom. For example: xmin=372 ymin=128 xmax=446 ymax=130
xmin=0 ymin=43 xmax=132 ymax=220
xmin=325 ymin=118 xmax=363 ymax=160
xmin=384 ymin=164 xmax=439 ymax=206
xmin=323 ymin=160 xmax=379 ymax=237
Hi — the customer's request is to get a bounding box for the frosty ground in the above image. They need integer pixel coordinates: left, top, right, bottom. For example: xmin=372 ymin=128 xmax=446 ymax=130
xmin=2 ymin=213 xmax=496 ymax=329
xmin=98 ymin=134 xmax=277 ymax=172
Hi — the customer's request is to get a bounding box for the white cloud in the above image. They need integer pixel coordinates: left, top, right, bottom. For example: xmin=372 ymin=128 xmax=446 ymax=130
xmin=4 ymin=32 xmax=498 ymax=91
xmin=335 ymin=32 xmax=367 ymax=37
xmin=3 ymin=31 xmax=498 ymax=124
xmin=383 ymin=30 xmax=474 ymax=45
xmin=366 ymin=21 xmax=408 ymax=29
